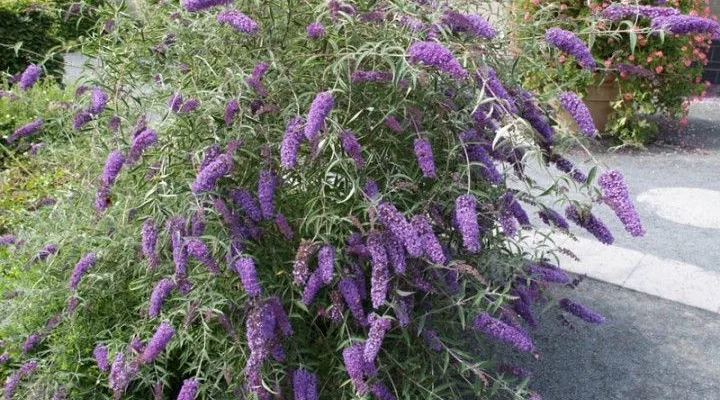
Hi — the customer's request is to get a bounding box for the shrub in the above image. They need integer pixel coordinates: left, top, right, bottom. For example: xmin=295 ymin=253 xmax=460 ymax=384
xmin=0 ymin=1 xmax=645 ymax=399
xmin=512 ymin=0 xmax=716 ymax=146
xmin=0 ymin=0 xmax=63 ymax=76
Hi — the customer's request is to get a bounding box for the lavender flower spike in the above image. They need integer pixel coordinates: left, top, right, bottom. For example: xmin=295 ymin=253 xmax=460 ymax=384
xmin=141 ymin=321 xmax=175 ymax=363
xmin=559 ymin=298 xmax=605 ymax=323
xmin=306 ymin=22 xmax=325 ymax=39
xmin=598 ymin=170 xmax=645 ymax=237
xmin=411 ymin=215 xmax=446 ymax=264
xmin=341 ymin=130 xmax=365 ymax=168
xmin=234 ymin=257 xmax=262 ymax=296
xmin=376 ymin=202 xmax=423 ymax=257
xmin=89 ymin=87 xmax=108 ymax=115
xmin=339 ymin=277 xmax=368 ymax=326
xmin=191 ymin=154 xmax=230 ymax=193
xmin=22 ymin=333 xmax=42 ymax=352
xmin=224 ymin=99 xmax=240 ymax=126
xmin=363 ymin=314 xmax=392 ymax=363
xmin=544 ymin=27 xmax=596 ymax=70
xmin=181 ymin=0 xmax=231 ymax=12
xmin=304 ymin=91 xmax=334 ymax=141
xmin=455 ymin=194 xmax=481 ymax=253
xmin=185 ymin=238 xmax=221 ymax=274
xmin=142 ymin=219 xmax=160 ymax=269
xmin=246 ymin=61 xmax=269 ymax=97
xmin=230 ymin=188 xmax=263 ymax=222
xmin=127 ymin=129 xmax=158 ymax=164
xmin=317 ymin=244 xmax=335 ymax=284
xmin=72 ymin=109 xmax=93 ymax=130
xmin=293 ymin=369 xmax=318 ymax=400
xmin=407 ymin=41 xmax=467 ymax=79
xmin=149 ymin=278 xmax=175 ymax=317
xmin=8 ymin=118 xmax=44 ymax=143
xmin=168 ymin=92 xmax=183 ymax=112
xmin=176 ymin=378 xmax=199 ymax=400
xmin=101 ymin=150 xmax=125 ymax=186
xmin=473 ymin=313 xmax=534 ymax=352
xmin=69 ymin=252 xmax=97 ymax=290
xmin=565 ymin=205 xmax=614 ymax=245
xmin=94 ymin=344 xmax=109 ymax=371
xmin=258 ymin=170 xmax=277 ymax=219
xmin=367 ymin=232 xmax=389 ymax=309
xmin=18 ymin=64 xmax=42 ymax=91
xmin=651 ymin=15 xmax=720 ymax=36
xmin=559 ymin=91 xmax=597 ymax=137
xmin=413 ymin=137 xmax=436 ymax=178
xmin=280 ymin=116 xmax=305 ymax=170
xmin=217 ymin=10 xmax=260 ymax=35
xmin=342 ymin=343 xmax=370 ymax=395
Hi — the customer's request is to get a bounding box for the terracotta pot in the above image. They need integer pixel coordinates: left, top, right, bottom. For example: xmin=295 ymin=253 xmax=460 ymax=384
xmin=583 ymin=83 xmax=618 ymax=133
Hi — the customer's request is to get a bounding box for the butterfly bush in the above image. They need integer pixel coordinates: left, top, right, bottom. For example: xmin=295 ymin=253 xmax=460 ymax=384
xmin=0 ymin=1 xmax=647 ymax=399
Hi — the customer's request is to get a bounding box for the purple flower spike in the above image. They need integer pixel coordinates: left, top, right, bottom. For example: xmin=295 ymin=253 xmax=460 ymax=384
xmin=128 ymin=129 xmax=158 ymax=164
xmin=339 ymin=277 xmax=368 ymax=326
xmin=411 ymin=215 xmax=446 ymax=264
xmin=367 ymin=232 xmax=389 ymax=309
xmin=528 ymin=262 xmax=570 ymax=284
xmin=181 ymin=0 xmax=231 ymax=12
xmin=651 ymin=15 xmax=720 ymax=36
xmin=246 ymin=61 xmax=269 ymax=97
xmin=306 ymin=22 xmax=325 ymax=39
xmin=267 ymin=296 xmax=293 ymax=336
xmin=8 ymin=118 xmax=44 ymax=143
xmin=22 ymin=332 xmax=42 ymax=352
xmin=230 ymin=188 xmax=263 ymax=222
xmin=384 ymin=116 xmax=403 ymax=133
xmin=304 ymin=91 xmax=334 ymax=141
xmin=559 ymin=298 xmax=605 ymax=323
xmin=475 ymin=67 xmax=518 ymax=113
xmin=257 ymin=170 xmax=277 ymax=219
xmin=371 ymin=381 xmax=396 ymax=400
xmin=216 ymin=10 xmax=259 ymax=35
xmin=293 ymin=369 xmax=318 ymax=400
xmin=185 ymin=238 xmax=221 ymax=274
xmin=234 ymin=257 xmax=262 ymax=296
xmin=176 ymin=379 xmax=199 ymax=400
xmin=351 ymin=70 xmax=393 ymax=84
xmin=376 ymin=202 xmax=422 ymax=257
xmin=275 ymin=213 xmax=294 ymax=239
xmin=18 ymin=64 xmax=42 ymax=91
xmin=383 ymin=233 xmax=406 ymax=274
xmin=73 ymin=109 xmax=93 ymax=130
xmin=142 ymin=219 xmax=159 ymax=269
xmin=443 ymin=11 xmax=496 ymax=39
xmin=455 ymin=194 xmax=481 ymax=253
xmin=224 ymin=99 xmax=240 ymax=126
xmin=473 ymin=313 xmax=534 ymax=352
xmin=363 ymin=314 xmax=392 ymax=363
xmin=551 ymin=155 xmax=588 ymax=184
xmin=89 ymin=87 xmax=108 ymax=115
xmin=413 ymin=137 xmax=436 ymax=178
xmin=69 ymin=252 xmax=97 ymax=290
xmin=94 ymin=345 xmax=109 ymax=371
xmin=101 ymin=150 xmax=125 ymax=186
xmin=599 ymin=170 xmax=644 ymax=237
xmin=317 ymin=244 xmax=335 ymax=284
xmin=301 ymin=269 xmax=324 ymax=305
xmin=149 ymin=278 xmax=175 ymax=317
xmin=407 ymin=41 xmax=467 ymax=79
xmin=191 ymin=154 xmax=230 ymax=193
xmin=559 ymin=92 xmax=597 ymax=137
xmin=600 ymin=4 xmax=680 ymax=21
xmin=179 ymin=98 xmax=200 ymax=113
xmin=538 ymin=209 xmax=570 ymax=230
xmin=168 ymin=92 xmax=183 ymax=112
xmin=141 ymin=321 xmax=175 ymax=363
xmin=280 ymin=116 xmax=306 ymax=170
xmin=565 ymin=205 xmax=614 ymax=245
xmin=342 ymin=343 xmax=370 ymax=395
xmin=341 ymin=130 xmax=365 ymax=168
xmin=544 ymin=27 xmax=596 ymax=70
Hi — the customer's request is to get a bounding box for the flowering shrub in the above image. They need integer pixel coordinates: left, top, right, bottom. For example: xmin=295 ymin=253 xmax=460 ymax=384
xmin=0 ymin=1 xmax=646 ymax=399
xmin=513 ymin=0 xmax=718 ymax=145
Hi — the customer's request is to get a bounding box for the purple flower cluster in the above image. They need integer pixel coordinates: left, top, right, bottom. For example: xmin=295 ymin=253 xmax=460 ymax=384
xmin=411 ymin=215 xmax=446 ymax=264
xmin=363 ymin=314 xmax=392 ymax=363
xmin=306 ymin=22 xmax=325 ymax=39
xmin=455 ymin=194 xmax=481 ymax=253
xmin=350 ymin=69 xmax=393 ymax=84
xmin=94 ymin=344 xmax=109 ymax=371
xmin=293 ymin=241 xmax=317 ymax=286
xmin=443 ymin=11 xmax=496 ymax=39
xmin=149 ymin=278 xmax=175 ymax=317
xmin=538 ymin=208 xmax=570 ymax=230
xmin=192 ymin=154 xmax=230 ymax=193
xmin=230 ymin=187 xmax=262 ymax=222
xmin=517 ymin=91 xmax=554 ymax=143
xmin=186 ymin=238 xmax=221 ymax=274
xmin=339 ymin=277 xmax=368 ymax=325
xmin=559 ymin=298 xmax=605 ymax=323
xmin=72 ymin=109 xmax=93 ymax=130
xmin=101 ymin=150 xmax=125 ymax=187
xmin=128 ymin=129 xmax=158 ymax=164
xmin=18 ymin=64 xmax=42 ymax=91
xmin=22 ymin=332 xmax=42 ymax=352
xmin=89 ymin=87 xmax=108 ymax=115
xmin=181 ymin=0 xmax=231 ymax=12
xmin=280 ymin=116 xmax=306 ymax=170
xmin=108 ymin=352 xmax=135 ymax=395
xmin=384 ymin=233 xmax=406 ymax=274
xmin=142 ymin=219 xmax=159 ymax=269
xmin=3 ymin=360 xmax=38 ymax=399
xmin=36 ymin=243 xmax=58 ymax=261
xmin=179 ymin=98 xmax=199 ymax=114
xmin=473 ymin=313 xmax=534 ymax=352
xmin=384 ymin=116 xmax=403 ymax=133
xmin=600 ymin=4 xmax=679 ymax=21
xmin=69 ymin=252 xmax=97 ymax=290
xmin=176 ymin=379 xmax=199 ymax=400
xmin=599 ymin=170 xmax=645 ymax=237
xmin=217 ymin=10 xmax=259 ymax=34
xmin=377 ymin=203 xmax=422 ymax=256
xmin=544 ymin=27 xmax=596 ymax=70
xmin=8 ymin=118 xmax=44 ymax=143
xmin=169 ymin=92 xmax=183 ymax=112
xmin=234 ymin=257 xmax=261 ymax=296
xmin=407 ymin=41 xmax=468 ymax=79
xmin=413 ymin=137 xmax=436 ymax=178
xmin=275 ymin=213 xmax=294 ymax=239
xmin=341 ymin=130 xmax=365 ymax=168
xmin=246 ymin=61 xmax=269 ymax=97
xmin=528 ymin=262 xmax=570 ymax=284
xmin=551 ymin=155 xmax=587 ymax=183
xmin=141 ymin=321 xmax=175 ymax=363
xmin=342 ymin=342 xmax=377 ymax=395
xmin=475 ymin=67 xmax=518 ymax=113
xmin=565 ymin=205 xmax=614 ymax=245
xmin=257 ymin=170 xmax=276 ymax=219
xmin=304 ymin=91 xmax=334 ymax=141
xmin=651 ymin=15 xmax=720 ymax=36
xmin=616 ymin=63 xmax=656 ymax=79
xmin=367 ymin=232 xmax=390 ymax=309
xmin=224 ymin=99 xmax=240 ymax=125
xmin=292 ymin=369 xmax=318 ymax=400
xmin=559 ymin=91 xmax=597 ymax=137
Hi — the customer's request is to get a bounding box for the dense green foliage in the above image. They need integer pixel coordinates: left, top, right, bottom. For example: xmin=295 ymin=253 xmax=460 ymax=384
xmin=0 ymin=1 xmax=634 ymax=399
